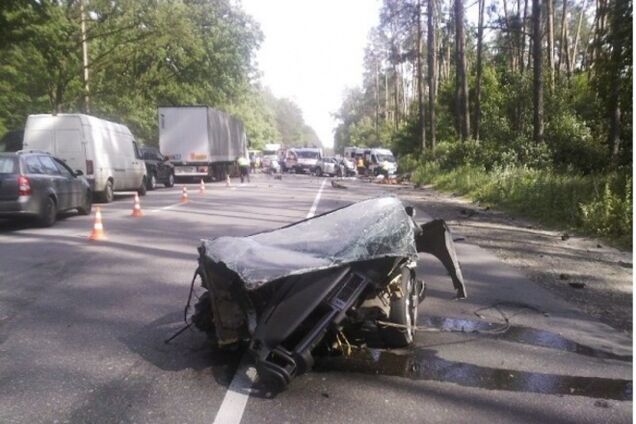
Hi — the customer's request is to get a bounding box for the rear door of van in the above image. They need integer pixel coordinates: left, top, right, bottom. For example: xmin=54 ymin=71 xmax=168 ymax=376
xmin=54 ymin=128 xmax=86 ymax=175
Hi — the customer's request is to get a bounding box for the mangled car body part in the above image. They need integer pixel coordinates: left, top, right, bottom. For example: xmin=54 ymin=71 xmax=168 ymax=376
xmin=189 ymin=196 xmax=467 ymax=389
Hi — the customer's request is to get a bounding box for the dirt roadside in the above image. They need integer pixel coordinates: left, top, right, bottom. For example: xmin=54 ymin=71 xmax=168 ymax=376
xmin=392 ymin=183 xmax=633 ymax=334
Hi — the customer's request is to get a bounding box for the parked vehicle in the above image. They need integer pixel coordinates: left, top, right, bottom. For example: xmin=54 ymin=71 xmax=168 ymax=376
xmin=343 ymin=147 xmax=398 ymax=176
xmin=158 ymin=106 xmax=248 ymax=182
xmin=0 ymin=150 xmax=92 ymax=227
xmin=140 ymin=145 xmax=174 ymax=190
xmin=23 ymin=114 xmax=147 ymax=203
xmin=187 ymin=197 xmax=466 ymax=390
xmin=284 ymin=148 xmax=322 ymax=174
xmin=315 ymin=157 xmax=339 ymax=176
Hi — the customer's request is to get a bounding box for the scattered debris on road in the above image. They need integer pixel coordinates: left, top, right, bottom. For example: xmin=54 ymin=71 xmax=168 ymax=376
xmin=331 ymin=180 xmax=347 ymax=189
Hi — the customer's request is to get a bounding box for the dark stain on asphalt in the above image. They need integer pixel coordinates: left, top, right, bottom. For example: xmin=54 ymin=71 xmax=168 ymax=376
xmin=421 ymin=316 xmax=632 ymax=362
xmin=316 ymin=348 xmax=633 ymax=401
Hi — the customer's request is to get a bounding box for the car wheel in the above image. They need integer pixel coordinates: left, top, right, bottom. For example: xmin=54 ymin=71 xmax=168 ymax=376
xmin=165 ymin=173 xmax=175 ymax=188
xmin=138 ymin=177 xmax=147 ymax=196
xmin=99 ymin=180 xmax=114 ymax=203
xmin=147 ymin=173 xmax=157 ymax=190
xmin=77 ymin=190 xmax=92 ymax=215
xmin=380 ymin=266 xmax=418 ymax=348
xmin=37 ymin=196 xmax=57 ymax=227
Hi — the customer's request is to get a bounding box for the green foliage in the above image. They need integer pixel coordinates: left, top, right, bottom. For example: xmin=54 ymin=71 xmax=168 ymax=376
xmin=413 ymin=163 xmax=633 ymax=248
xmin=0 ymin=0 xmax=319 ymax=148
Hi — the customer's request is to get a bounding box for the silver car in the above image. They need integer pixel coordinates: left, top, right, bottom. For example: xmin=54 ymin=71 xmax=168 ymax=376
xmin=315 ymin=157 xmax=340 ymax=176
xmin=0 ymin=151 xmax=92 ymax=227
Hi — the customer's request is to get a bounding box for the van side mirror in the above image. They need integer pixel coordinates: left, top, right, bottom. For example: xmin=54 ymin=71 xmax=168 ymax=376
xmin=74 ymin=170 xmax=84 ymax=176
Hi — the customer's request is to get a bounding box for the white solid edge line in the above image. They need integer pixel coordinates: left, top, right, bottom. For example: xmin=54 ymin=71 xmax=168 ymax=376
xmin=211 ymin=177 xmax=328 ymax=424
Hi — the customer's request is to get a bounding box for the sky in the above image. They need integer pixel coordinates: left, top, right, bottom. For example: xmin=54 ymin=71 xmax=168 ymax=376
xmin=240 ymin=0 xmax=382 ymax=148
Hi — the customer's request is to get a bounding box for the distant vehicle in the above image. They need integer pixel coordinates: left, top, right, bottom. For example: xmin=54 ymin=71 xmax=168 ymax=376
xmin=285 ymin=147 xmax=322 ymax=174
xmin=23 ymin=114 xmax=147 ymax=203
xmin=343 ymin=146 xmax=397 ymax=176
xmin=261 ymin=143 xmax=281 ymax=170
xmin=158 ymin=106 xmax=248 ymax=182
xmin=315 ymin=157 xmax=339 ymax=177
xmin=0 ymin=151 xmax=92 ymax=227
xmin=140 ymin=145 xmax=175 ymax=190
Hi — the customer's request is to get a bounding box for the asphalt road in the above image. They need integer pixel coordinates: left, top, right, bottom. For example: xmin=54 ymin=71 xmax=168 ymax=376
xmin=0 ymin=173 xmax=632 ymax=423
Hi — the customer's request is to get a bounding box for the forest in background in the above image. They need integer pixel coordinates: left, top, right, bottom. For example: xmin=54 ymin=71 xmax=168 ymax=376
xmin=334 ymin=0 xmax=632 ymax=246
xmin=0 ymin=0 xmax=321 ymax=149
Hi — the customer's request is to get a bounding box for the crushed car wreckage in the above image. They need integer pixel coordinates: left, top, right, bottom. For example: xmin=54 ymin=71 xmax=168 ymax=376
xmin=186 ymin=196 xmax=466 ymax=389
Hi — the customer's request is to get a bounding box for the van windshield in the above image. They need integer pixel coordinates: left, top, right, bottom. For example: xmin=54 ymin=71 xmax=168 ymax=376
xmin=296 ymin=151 xmax=319 ymax=159
xmin=376 ymin=154 xmax=395 ymax=163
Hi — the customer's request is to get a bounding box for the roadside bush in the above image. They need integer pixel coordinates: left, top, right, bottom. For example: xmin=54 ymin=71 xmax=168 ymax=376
xmin=412 ymin=164 xmax=633 ymax=248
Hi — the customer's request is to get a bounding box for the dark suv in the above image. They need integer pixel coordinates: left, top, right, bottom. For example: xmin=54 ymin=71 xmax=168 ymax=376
xmin=140 ymin=145 xmax=174 ymax=190
xmin=0 ymin=151 xmax=92 ymax=227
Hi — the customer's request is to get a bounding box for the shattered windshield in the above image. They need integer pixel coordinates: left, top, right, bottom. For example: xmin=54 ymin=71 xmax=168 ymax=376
xmin=202 ymin=197 xmax=418 ymax=289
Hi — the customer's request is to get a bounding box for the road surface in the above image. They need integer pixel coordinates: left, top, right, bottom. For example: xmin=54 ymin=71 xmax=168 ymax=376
xmin=0 ymin=173 xmax=631 ymax=423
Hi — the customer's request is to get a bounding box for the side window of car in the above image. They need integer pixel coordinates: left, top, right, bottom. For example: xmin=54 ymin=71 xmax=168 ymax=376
xmin=24 ymin=156 xmax=45 ymax=174
xmin=38 ymin=156 xmax=61 ymax=175
xmin=53 ymin=158 xmax=73 ymax=178
xmin=132 ymin=141 xmax=142 ymax=159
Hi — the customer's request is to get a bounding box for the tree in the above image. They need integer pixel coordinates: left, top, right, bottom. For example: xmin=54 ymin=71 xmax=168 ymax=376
xmin=474 ymin=0 xmax=485 ymax=142
xmin=427 ymin=0 xmax=437 ymax=148
xmin=454 ymin=0 xmax=470 ymax=141
xmin=416 ymin=0 xmax=426 ymax=149
xmin=532 ymin=0 xmax=544 ymax=143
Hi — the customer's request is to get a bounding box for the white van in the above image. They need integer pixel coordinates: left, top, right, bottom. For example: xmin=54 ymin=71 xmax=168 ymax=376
xmin=23 ymin=114 xmax=147 ymax=202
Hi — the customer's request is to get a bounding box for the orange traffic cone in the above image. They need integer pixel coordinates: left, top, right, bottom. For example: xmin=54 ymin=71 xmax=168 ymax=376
xmin=131 ymin=193 xmax=144 ymax=217
xmin=180 ymin=186 xmax=189 ymax=203
xmin=88 ymin=207 xmax=107 ymax=241
xmin=225 ymin=174 xmax=231 ymax=187
xmin=199 ymin=179 xmax=206 ymax=194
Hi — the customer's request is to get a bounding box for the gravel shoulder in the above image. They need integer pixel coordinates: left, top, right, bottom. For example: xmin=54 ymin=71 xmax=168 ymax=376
xmin=393 ymin=183 xmax=633 ymax=334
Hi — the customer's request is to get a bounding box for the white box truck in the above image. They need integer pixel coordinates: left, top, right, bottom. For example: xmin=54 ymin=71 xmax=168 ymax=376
xmin=23 ymin=114 xmax=147 ymax=203
xmin=158 ymin=106 xmax=248 ymax=181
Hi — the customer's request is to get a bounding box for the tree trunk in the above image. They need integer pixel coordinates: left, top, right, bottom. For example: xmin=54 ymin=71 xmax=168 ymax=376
xmin=385 ymin=70 xmax=389 ymax=121
xmin=558 ymin=0 xmax=569 ymax=76
xmin=375 ymin=60 xmax=380 ymax=135
xmin=455 ymin=0 xmax=470 ymax=140
xmin=520 ymin=0 xmax=529 ymax=73
xmin=532 ymin=0 xmax=544 ymax=143
xmin=474 ymin=0 xmax=485 ymax=142
xmin=417 ymin=0 xmax=426 ymax=150
xmin=394 ymin=66 xmax=400 ymax=128
xmin=427 ymin=0 xmax=437 ymax=149
xmin=570 ymin=0 xmax=586 ymax=72
xmin=546 ymin=0 xmax=555 ymax=90
xmin=607 ymin=0 xmax=623 ymax=161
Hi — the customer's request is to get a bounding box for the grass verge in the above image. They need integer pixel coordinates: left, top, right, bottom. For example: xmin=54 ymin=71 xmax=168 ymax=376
xmin=412 ymin=163 xmax=632 ymax=249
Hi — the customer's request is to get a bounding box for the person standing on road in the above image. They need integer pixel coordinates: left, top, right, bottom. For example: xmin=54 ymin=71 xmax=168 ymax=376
xmin=237 ymin=155 xmax=250 ymax=183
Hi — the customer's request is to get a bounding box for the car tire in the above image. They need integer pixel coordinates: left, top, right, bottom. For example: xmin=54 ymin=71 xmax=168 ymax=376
xmin=380 ymin=266 xmax=418 ymax=348
xmin=37 ymin=196 xmax=57 ymax=227
xmin=77 ymin=190 xmax=92 ymax=215
xmin=138 ymin=177 xmax=147 ymax=196
xmin=98 ymin=180 xmax=114 ymax=203
xmin=165 ymin=173 xmax=175 ymax=188
xmin=147 ymin=173 xmax=157 ymax=191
